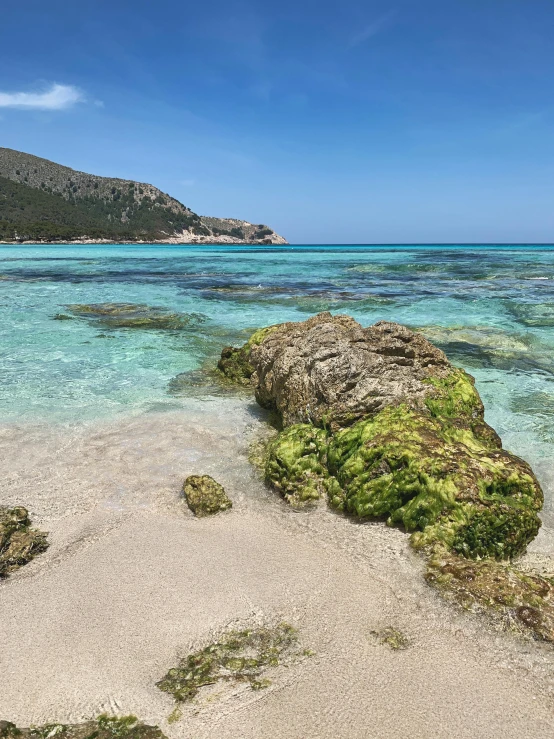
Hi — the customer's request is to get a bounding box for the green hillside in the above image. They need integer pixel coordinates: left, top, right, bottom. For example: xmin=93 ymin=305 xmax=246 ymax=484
xmin=0 ymin=174 xmax=205 ymax=241
xmin=0 ymin=148 xmax=286 ymax=244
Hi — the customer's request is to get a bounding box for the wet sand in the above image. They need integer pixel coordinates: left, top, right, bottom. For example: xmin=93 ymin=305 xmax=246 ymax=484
xmin=1 ymin=398 xmax=553 ymax=738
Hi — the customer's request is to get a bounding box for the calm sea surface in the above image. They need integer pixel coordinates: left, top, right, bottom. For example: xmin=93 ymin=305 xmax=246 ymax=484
xmin=2 ymin=243 xmax=554 ymax=513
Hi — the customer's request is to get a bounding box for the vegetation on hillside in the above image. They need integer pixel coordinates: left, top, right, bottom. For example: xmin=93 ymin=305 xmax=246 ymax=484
xmin=0 ymin=175 xmax=206 ymax=241
xmin=0 ymin=148 xmax=284 ymax=243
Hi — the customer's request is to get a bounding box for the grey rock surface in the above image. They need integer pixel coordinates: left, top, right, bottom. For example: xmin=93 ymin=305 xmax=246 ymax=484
xmin=250 ymin=312 xmax=452 ymax=428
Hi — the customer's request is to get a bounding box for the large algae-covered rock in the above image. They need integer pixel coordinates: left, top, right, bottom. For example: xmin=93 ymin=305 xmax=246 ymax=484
xmin=219 ymin=313 xmax=543 ymax=561
xmin=0 ymin=506 xmax=48 ymax=577
xmin=0 ymin=716 xmax=167 ymax=739
xmin=324 ymin=404 xmax=541 ymax=559
xmin=183 ymin=475 xmax=232 ymax=516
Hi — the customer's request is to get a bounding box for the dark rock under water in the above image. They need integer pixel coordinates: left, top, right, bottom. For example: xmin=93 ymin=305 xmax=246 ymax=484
xmin=63 ymin=303 xmax=206 ymax=330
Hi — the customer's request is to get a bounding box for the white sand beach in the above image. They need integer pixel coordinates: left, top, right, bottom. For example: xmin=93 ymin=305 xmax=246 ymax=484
xmin=1 ymin=398 xmax=553 ymax=738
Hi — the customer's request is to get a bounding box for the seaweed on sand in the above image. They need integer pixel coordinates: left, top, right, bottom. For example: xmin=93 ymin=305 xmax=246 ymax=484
xmin=157 ymin=623 xmax=301 ymax=703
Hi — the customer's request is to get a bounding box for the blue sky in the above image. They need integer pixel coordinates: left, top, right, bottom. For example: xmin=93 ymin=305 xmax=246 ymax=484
xmin=1 ymin=0 xmax=553 ymax=243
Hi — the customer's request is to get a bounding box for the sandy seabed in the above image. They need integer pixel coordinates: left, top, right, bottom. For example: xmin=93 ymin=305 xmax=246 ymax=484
xmin=1 ymin=397 xmax=553 ymax=738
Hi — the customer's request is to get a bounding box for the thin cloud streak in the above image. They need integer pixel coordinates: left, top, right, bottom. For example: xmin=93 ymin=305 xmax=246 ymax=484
xmin=348 ymin=10 xmax=397 ymax=48
xmin=0 ymin=83 xmax=85 ymax=110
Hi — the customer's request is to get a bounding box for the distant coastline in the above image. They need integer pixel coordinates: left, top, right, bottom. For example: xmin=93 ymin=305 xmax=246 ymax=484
xmin=0 ymin=147 xmax=287 ymax=245
xmin=2 ymin=241 xmax=553 ymax=248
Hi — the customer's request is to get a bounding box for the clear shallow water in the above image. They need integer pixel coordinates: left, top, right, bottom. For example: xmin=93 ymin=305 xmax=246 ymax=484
xmin=2 ymin=243 xmax=554 ymax=511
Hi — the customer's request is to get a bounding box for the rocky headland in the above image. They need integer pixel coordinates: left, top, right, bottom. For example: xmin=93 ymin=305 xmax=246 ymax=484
xmin=0 ymin=148 xmax=287 ymax=244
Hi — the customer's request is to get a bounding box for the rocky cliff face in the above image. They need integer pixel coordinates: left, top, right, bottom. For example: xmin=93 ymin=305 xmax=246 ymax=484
xmin=0 ymin=148 xmax=287 ymax=244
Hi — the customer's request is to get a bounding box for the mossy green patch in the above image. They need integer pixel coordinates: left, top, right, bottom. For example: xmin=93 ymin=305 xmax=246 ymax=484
xmin=424 ymin=368 xmax=483 ymax=421
xmin=264 ymin=424 xmax=329 ymax=508
xmin=0 ymin=506 xmax=48 ymax=577
xmin=426 ymin=548 xmax=554 ymax=642
xmin=183 ymin=475 xmax=232 ymax=517
xmin=449 ymin=504 xmax=541 ymax=560
xmin=156 ymin=623 xmax=300 ymax=704
xmin=371 ymin=627 xmax=410 ymax=650
xmin=217 ymin=325 xmax=281 ymax=385
xmin=0 ymin=717 xmax=166 ymax=739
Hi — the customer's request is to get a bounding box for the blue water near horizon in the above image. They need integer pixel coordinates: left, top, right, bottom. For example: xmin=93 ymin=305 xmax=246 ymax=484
xmin=2 ymin=243 xmax=554 ymax=512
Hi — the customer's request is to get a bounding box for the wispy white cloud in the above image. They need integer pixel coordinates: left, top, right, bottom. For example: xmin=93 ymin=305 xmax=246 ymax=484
xmin=348 ymin=10 xmax=397 ymax=48
xmin=179 ymin=178 xmax=195 ymax=187
xmin=0 ymin=83 xmax=85 ymax=110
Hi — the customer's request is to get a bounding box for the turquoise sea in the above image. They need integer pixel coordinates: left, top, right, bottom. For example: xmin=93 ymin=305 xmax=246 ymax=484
xmin=2 ymin=243 xmax=554 ymax=517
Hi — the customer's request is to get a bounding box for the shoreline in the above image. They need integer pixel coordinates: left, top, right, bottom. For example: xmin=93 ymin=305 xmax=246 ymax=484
xmin=2 ymin=245 xmax=554 ymax=737
xmin=1 ymin=403 xmax=553 ymax=737
xmin=0 ymin=238 xmax=289 ymax=246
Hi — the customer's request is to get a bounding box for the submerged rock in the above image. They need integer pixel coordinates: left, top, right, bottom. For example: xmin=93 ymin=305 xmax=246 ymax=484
xmin=415 ymin=325 xmax=554 ymax=376
xmin=417 ymin=325 xmax=532 ymax=354
xmin=219 ymin=313 xmax=543 ymax=561
xmin=0 ymin=506 xmax=48 ymax=577
xmin=183 ymin=475 xmax=232 ymax=516
xmin=63 ymin=303 xmax=205 ymax=330
xmin=0 ymin=715 xmax=166 ymax=739
xmin=506 ymin=301 xmax=554 ymax=327
xmin=426 ymin=550 xmax=554 ymax=642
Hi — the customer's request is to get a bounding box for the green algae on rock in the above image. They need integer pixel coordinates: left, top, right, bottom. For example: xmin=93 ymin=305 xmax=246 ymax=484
xmin=219 ymin=313 xmax=543 ymax=563
xmin=0 ymin=506 xmax=48 ymax=577
xmin=156 ymin=623 xmax=300 ymax=703
xmin=183 ymin=475 xmax=232 ymax=516
xmin=426 ymin=548 xmax=554 ymax=642
xmin=217 ymin=325 xmax=281 ymax=386
xmin=323 ymin=403 xmax=541 ymax=560
xmin=264 ymin=424 xmax=329 ymax=508
xmin=0 ymin=715 xmax=167 ymax=739
xmin=64 ymin=303 xmax=205 ymax=330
